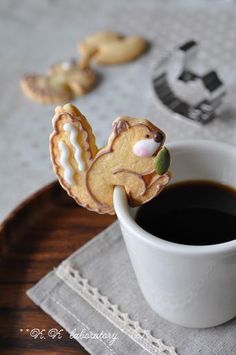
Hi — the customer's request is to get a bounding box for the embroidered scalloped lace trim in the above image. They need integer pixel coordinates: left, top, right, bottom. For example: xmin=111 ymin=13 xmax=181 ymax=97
xmin=55 ymin=263 xmax=177 ymax=355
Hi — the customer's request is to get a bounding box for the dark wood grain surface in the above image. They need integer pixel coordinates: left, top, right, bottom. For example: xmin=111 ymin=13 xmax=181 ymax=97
xmin=0 ymin=181 xmax=115 ymax=354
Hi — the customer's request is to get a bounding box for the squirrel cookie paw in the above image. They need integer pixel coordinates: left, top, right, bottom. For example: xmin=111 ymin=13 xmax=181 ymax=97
xmin=21 ymin=60 xmax=97 ymax=104
xmin=50 ymin=103 xmax=171 ymax=215
xmin=78 ymin=31 xmax=149 ymax=67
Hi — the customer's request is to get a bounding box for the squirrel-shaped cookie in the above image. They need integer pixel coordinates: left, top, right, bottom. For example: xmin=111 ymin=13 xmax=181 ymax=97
xmin=50 ymin=103 xmax=171 ymax=214
xmin=21 ymin=60 xmax=96 ymax=104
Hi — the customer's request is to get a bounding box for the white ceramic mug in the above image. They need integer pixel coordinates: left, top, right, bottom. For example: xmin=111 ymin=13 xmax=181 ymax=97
xmin=113 ymin=140 xmax=236 ymax=328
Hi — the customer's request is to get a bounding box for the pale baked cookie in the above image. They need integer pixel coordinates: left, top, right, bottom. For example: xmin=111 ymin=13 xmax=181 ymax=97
xmin=78 ymin=31 xmax=149 ymax=67
xmin=50 ymin=103 xmax=171 ymax=215
xmin=21 ymin=60 xmax=97 ymax=104
xmin=79 ymin=31 xmax=122 ymax=68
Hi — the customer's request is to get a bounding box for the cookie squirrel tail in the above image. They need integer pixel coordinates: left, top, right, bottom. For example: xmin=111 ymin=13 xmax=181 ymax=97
xmin=50 ymin=103 xmax=98 ymax=193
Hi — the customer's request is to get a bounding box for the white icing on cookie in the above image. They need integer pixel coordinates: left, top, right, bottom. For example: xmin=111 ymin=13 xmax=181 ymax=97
xmin=63 ymin=123 xmax=85 ymax=171
xmin=62 ymin=59 xmax=76 ymax=71
xmin=59 ymin=141 xmax=74 ymax=185
xmin=62 ymin=61 xmax=72 ymax=71
xmin=133 ymin=139 xmax=160 ymax=157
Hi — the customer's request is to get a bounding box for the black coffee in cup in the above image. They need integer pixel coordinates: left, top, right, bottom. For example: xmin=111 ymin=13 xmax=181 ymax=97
xmin=135 ymin=181 xmax=236 ymax=245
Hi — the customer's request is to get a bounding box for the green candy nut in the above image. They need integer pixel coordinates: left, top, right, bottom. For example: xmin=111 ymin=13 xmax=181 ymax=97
xmin=155 ymin=147 xmax=170 ymax=175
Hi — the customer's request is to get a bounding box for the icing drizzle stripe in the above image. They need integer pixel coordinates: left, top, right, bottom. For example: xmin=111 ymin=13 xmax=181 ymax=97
xmin=64 ymin=123 xmax=85 ymax=171
xmin=59 ymin=141 xmax=74 ymax=185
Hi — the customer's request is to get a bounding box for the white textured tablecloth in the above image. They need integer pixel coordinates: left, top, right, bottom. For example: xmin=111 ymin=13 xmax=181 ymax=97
xmin=1 ymin=0 xmax=236 ymax=221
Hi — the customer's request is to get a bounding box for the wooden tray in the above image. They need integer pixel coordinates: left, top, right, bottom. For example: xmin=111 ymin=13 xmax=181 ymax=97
xmin=0 ymin=181 xmax=115 ymax=354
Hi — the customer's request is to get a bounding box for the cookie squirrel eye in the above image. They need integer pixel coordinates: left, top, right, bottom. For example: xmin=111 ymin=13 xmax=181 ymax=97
xmin=145 ymin=134 xmax=150 ymax=138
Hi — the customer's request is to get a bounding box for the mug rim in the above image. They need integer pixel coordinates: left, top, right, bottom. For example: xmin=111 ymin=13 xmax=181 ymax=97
xmin=113 ymin=139 xmax=236 ymax=255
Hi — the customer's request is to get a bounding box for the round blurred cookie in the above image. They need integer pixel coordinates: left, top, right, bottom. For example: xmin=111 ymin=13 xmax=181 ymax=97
xmin=78 ymin=31 xmax=149 ymax=67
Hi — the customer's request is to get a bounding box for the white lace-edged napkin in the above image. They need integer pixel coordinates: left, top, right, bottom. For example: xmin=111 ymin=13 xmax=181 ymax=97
xmin=27 ymin=222 xmax=236 ymax=355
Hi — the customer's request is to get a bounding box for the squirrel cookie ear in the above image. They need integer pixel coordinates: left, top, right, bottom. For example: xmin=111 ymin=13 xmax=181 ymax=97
xmin=112 ymin=118 xmax=130 ymax=136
